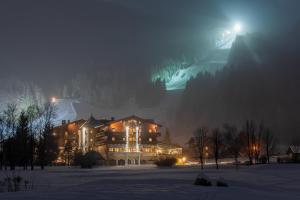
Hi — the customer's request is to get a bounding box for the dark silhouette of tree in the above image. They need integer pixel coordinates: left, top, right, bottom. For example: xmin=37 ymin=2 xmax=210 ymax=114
xmin=37 ymin=103 xmax=58 ymax=170
xmin=15 ymin=111 xmax=30 ymax=170
xmin=223 ymin=124 xmax=242 ymax=169
xmin=3 ymin=104 xmax=18 ymax=170
xmin=263 ymin=128 xmax=276 ymax=164
xmin=0 ymin=116 xmax=4 ymax=170
xmin=26 ymin=105 xmax=39 ymax=170
xmin=193 ymin=126 xmax=208 ymax=170
xmin=245 ymin=120 xmax=255 ymax=165
xmin=211 ymin=128 xmax=222 ymax=169
xmin=64 ymin=140 xmax=73 ymax=166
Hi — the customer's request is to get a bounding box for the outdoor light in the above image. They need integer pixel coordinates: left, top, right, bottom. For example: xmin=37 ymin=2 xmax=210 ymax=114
xmin=233 ymin=22 xmax=242 ymax=33
xmin=51 ymin=97 xmax=56 ymax=103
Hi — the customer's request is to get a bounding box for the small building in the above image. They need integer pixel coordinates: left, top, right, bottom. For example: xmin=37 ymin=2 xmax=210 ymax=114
xmin=287 ymin=145 xmax=300 ymax=162
xmin=53 ymin=115 xmax=182 ymax=165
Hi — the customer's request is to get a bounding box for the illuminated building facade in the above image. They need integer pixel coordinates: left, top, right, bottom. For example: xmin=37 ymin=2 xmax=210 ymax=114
xmin=53 ymin=115 xmax=181 ymax=165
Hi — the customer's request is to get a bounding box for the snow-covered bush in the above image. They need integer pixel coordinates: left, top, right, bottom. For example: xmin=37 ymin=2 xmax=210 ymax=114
xmin=0 ymin=175 xmax=30 ymax=193
xmin=194 ymin=173 xmax=212 ymax=186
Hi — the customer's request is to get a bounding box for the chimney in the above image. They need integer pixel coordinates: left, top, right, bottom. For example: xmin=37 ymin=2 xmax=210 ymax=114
xmin=62 ymin=120 xmax=66 ymax=125
xmin=111 ymin=117 xmax=115 ymax=121
xmin=67 ymin=120 xmax=70 ymax=124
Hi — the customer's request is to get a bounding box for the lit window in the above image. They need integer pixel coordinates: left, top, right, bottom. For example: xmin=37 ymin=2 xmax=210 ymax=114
xmin=52 ymin=132 xmax=57 ymax=136
xmin=112 ymin=128 xmax=115 ymax=132
xmin=112 ymin=137 xmax=116 ymax=142
xmin=148 ymin=129 xmax=152 ymax=133
xmin=149 ymin=137 xmax=152 ymax=142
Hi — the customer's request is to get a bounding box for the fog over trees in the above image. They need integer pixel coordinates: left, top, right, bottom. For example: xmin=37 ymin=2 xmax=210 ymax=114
xmin=0 ymin=0 xmax=300 ymax=145
xmin=176 ymin=32 xmax=300 ymax=143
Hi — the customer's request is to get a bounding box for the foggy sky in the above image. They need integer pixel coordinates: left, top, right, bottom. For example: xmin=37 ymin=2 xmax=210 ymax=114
xmin=1 ymin=0 xmax=300 ymax=144
xmin=1 ymin=0 xmax=300 ymax=94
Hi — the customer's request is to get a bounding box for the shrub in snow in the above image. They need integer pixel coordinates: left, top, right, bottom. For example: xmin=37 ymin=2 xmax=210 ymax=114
xmin=0 ymin=175 xmax=30 ymax=192
xmin=194 ymin=173 xmax=212 ymax=186
xmin=155 ymin=157 xmax=177 ymax=167
xmin=216 ymin=177 xmax=228 ymax=187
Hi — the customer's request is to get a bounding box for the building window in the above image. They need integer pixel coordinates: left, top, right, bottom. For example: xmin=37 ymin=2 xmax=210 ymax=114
xmin=148 ymin=129 xmax=152 ymax=133
xmin=112 ymin=137 xmax=116 ymax=142
xmin=149 ymin=137 xmax=152 ymax=142
xmin=53 ymin=132 xmax=57 ymax=136
xmin=112 ymin=128 xmax=115 ymax=132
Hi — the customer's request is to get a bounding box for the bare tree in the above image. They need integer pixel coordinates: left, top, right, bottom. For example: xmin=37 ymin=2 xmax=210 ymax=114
xmin=211 ymin=128 xmax=222 ymax=169
xmin=253 ymin=122 xmax=264 ymax=164
xmin=26 ymin=105 xmax=40 ymax=170
xmin=37 ymin=103 xmax=58 ymax=170
xmin=193 ymin=126 xmax=208 ymax=170
xmin=223 ymin=124 xmax=242 ymax=169
xmin=64 ymin=140 xmax=73 ymax=166
xmin=245 ymin=120 xmax=255 ymax=165
xmin=263 ymin=128 xmax=276 ymax=164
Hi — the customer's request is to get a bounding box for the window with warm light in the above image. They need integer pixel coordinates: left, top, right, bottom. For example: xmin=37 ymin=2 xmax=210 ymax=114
xmin=112 ymin=137 xmax=116 ymax=141
xmin=149 ymin=137 xmax=152 ymax=142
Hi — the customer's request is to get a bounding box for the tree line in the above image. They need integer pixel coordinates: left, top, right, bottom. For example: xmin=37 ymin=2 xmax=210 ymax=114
xmin=188 ymin=120 xmax=276 ymax=169
xmin=0 ymin=103 xmax=58 ymax=171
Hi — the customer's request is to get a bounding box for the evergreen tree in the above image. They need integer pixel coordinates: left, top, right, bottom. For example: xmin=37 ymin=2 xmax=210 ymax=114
xmin=15 ymin=111 xmax=30 ymax=170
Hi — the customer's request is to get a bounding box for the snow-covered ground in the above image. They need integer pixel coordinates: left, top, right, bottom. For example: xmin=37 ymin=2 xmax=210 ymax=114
xmin=1 ymin=164 xmax=300 ymax=200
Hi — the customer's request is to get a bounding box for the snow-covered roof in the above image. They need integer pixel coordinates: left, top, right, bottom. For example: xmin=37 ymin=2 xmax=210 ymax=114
xmin=288 ymin=145 xmax=300 ymax=154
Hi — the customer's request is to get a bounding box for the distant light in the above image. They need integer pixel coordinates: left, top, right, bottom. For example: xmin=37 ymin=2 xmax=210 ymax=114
xmin=233 ymin=23 xmax=242 ymax=33
xmin=51 ymin=97 xmax=56 ymax=103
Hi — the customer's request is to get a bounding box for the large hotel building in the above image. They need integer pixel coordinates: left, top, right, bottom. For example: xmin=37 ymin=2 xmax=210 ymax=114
xmin=53 ymin=115 xmax=182 ymax=165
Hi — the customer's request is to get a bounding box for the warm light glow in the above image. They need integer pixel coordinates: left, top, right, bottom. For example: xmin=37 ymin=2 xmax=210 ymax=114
xmin=51 ymin=97 xmax=56 ymax=103
xmin=125 ymin=126 xmax=129 ymax=152
xmin=136 ymin=126 xmax=139 ymax=152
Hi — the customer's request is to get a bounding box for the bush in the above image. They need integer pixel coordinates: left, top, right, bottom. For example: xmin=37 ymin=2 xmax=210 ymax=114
xmin=155 ymin=157 xmax=177 ymax=167
xmin=0 ymin=175 xmax=30 ymax=192
xmin=194 ymin=173 xmax=212 ymax=186
xmin=216 ymin=178 xmax=228 ymax=187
